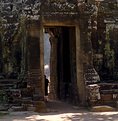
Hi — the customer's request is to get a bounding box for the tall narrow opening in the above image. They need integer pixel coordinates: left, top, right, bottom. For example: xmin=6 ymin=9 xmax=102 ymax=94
xmin=44 ymin=32 xmax=51 ymax=80
xmin=57 ymin=27 xmax=71 ymax=100
xmin=44 ymin=31 xmax=51 ymax=97
xmin=44 ymin=26 xmax=78 ymax=104
xmin=57 ymin=27 xmax=78 ymax=104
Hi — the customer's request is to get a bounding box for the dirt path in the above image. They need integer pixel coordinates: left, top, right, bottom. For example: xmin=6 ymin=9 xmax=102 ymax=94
xmin=0 ymin=100 xmax=118 ymax=121
xmin=46 ymin=100 xmax=81 ymax=112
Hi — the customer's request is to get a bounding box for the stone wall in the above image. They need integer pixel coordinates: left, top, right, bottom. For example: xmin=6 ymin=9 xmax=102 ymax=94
xmin=0 ymin=0 xmax=117 ymax=108
xmin=27 ymin=21 xmax=44 ymax=100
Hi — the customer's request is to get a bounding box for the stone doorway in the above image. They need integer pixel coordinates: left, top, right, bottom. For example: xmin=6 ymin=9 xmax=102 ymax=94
xmin=44 ymin=26 xmax=78 ymax=104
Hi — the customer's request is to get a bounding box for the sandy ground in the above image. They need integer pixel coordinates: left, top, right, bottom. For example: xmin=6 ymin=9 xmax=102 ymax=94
xmin=0 ymin=100 xmax=118 ymax=121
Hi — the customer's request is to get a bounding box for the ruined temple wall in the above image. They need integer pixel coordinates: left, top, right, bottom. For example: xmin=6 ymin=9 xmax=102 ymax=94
xmin=0 ymin=0 xmax=95 ymax=105
xmin=26 ymin=17 xmax=90 ymax=105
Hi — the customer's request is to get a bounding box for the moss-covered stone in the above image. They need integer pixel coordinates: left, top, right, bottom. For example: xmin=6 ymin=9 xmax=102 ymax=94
xmin=34 ymin=101 xmax=47 ymax=113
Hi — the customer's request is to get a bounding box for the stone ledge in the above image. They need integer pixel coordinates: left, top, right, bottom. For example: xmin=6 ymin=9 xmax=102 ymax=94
xmin=91 ymin=105 xmax=116 ymax=112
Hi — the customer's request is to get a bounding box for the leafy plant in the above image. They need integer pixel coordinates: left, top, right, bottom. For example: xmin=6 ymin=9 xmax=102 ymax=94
xmin=104 ymin=31 xmax=115 ymax=70
xmin=0 ymin=90 xmax=8 ymax=104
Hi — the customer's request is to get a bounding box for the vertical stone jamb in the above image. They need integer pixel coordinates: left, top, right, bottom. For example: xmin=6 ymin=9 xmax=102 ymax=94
xmin=27 ymin=20 xmax=43 ymax=99
xmin=48 ymin=31 xmax=58 ymax=100
xmin=76 ymin=25 xmax=87 ymax=106
xmin=39 ymin=21 xmax=45 ymax=96
xmin=26 ymin=20 xmax=47 ymax=112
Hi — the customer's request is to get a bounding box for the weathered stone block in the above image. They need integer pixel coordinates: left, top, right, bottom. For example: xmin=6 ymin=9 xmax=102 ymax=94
xmin=27 ymin=106 xmax=35 ymax=111
xmin=8 ymin=106 xmax=24 ymax=112
xmin=91 ymin=105 xmax=115 ymax=112
xmin=101 ymin=94 xmax=113 ymax=101
xmin=34 ymin=101 xmax=47 ymax=113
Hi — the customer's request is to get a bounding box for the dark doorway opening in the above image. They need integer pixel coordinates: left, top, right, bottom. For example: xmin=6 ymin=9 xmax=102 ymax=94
xmin=44 ymin=26 xmax=78 ymax=104
xmin=57 ymin=27 xmax=71 ymax=100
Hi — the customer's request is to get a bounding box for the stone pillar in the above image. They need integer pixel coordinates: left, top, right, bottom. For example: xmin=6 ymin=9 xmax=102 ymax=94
xmin=77 ymin=12 xmax=95 ymax=105
xmin=69 ymin=27 xmax=79 ymax=104
xmin=76 ymin=25 xmax=87 ymax=106
xmin=26 ymin=20 xmax=47 ymax=112
xmin=27 ymin=20 xmax=43 ymax=100
xmin=48 ymin=32 xmax=58 ymax=100
xmin=39 ymin=22 xmax=45 ymax=96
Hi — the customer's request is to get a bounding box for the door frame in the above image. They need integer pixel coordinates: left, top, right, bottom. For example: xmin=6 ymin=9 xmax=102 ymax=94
xmin=39 ymin=21 xmax=86 ymax=104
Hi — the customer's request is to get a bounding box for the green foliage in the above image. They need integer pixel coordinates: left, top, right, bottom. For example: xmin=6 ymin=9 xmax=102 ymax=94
xmin=14 ymin=16 xmax=26 ymax=41
xmin=0 ymin=90 xmax=8 ymax=104
xmin=104 ymin=31 xmax=115 ymax=71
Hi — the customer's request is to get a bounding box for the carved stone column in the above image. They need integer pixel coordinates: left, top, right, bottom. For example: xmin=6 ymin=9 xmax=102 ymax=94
xmin=25 ymin=20 xmax=47 ymax=112
xmin=76 ymin=24 xmax=87 ymax=106
xmin=48 ymin=31 xmax=58 ymax=100
xmin=27 ymin=21 xmax=43 ymax=99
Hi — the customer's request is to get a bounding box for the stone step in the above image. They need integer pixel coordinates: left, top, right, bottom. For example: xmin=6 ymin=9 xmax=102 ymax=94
xmin=8 ymin=106 xmax=25 ymax=112
xmin=0 ymin=79 xmax=18 ymax=90
xmin=33 ymin=101 xmax=47 ymax=113
xmin=98 ymin=100 xmax=118 ymax=107
xmin=100 ymin=89 xmax=118 ymax=94
xmin=20 ymin=97 xmax=33 ymax=104
xmin=0 ymin=79 xmax=19 ymax=84
xmin=91 ymin=105 xmax=116 ymax=112
xmin=0 ymin=104 xmax=10 ymax=111
xmin=0 ymin=84 xmax=15 ymax=88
